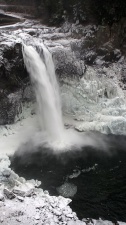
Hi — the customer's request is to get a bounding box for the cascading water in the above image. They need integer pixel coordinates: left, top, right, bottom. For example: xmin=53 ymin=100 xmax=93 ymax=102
xmin=12 ymin=42 xmax=126 ymax=224
xmin=22 ymin=43 xmax=106 ymax=151
xmin=22 ymin=44 xmax=64 ymax=140
xmin=39 ymin=43 xmax=62 ymax=119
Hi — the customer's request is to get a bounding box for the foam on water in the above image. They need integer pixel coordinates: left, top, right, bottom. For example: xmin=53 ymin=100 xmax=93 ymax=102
xmin=28 ymin=129 xmax=102 ymax=152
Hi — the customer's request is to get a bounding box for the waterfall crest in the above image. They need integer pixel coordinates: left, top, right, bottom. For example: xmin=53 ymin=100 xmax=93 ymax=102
xmin=22 ymin=44 xmax=64 ymax=140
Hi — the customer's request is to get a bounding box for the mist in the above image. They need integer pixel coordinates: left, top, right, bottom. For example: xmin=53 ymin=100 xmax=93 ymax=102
xmin=11 ymin=43 xmax=126 ymax=169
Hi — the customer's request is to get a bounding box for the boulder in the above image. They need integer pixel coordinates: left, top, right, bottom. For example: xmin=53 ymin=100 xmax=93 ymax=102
xmin=4 ymin=188 xmax=16 ymax=199
xmin=53 ymin=47 xmax=85 ymax=78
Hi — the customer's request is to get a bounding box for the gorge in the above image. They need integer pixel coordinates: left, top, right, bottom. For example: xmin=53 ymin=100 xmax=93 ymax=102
xmin=0 ymin=1 xmax=126 ymax=225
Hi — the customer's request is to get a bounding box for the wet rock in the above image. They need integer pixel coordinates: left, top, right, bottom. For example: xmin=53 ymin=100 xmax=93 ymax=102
xmin=17 ymin=196 xmax=24 ymax=202
xmin=13 ymin=189 xmax=25 ymax=197
xmin=68 ymin=221 xmax=86 ymax=225
xmin=25 ymin=188 xmax=35 ymax=197
xmin=84 ymin=51 xmax=97 ymax=65
xmin=16 ymin=217 xmax=22 ymax=222
xmin=53 ymin=208 xmax=62 ymax=216
xmin=102 ymin=48 xmax=121 ymax=63
xmin=0 ymin=95 xmax=21 ymax=125
xmin=57 ymin=183 xmax=77 ymax=198
xmin=35 ymin=200 xmax=46 ymax=209
xmin=27 ymin=30 xmax=36 ymax=36
xmin=34 ymin=214 xmax=40 ymax=220
xmin=70 ymin=24 xmax=122 ymax=66
xmin=0 ymin=42 xmax=28 ymax=91
xmin=11 ymin=210 xmax=24 ymax=217
xmin=121 ymin=62 xmax=126 ymax=88
xmin=96 ymin=45 xmax=121 ymax=63
xmin=0 ymin=41 xmax=29 ymax=124
xmin=0 ymin=217 xmax=4 ymax=223
xmin=0 ymin=194 xmax=4 ymax=202
xmin=53 ymin=47 xmax=85 ymax=78
xmin=23 ymin=85 xmax=35 ymax=102
xmin=4 ymin=188 xmax=16 ymax=199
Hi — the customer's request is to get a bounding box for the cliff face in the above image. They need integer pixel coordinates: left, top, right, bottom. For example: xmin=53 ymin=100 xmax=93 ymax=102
xmin=0 ymin=0 xmax=126 ymax=133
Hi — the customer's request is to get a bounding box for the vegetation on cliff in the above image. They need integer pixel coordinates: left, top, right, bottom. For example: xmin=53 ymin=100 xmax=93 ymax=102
xmin=35 ymin=0 xmax=126 ymax=26
xmin=1 ymin=0 xmax=126 ymax=26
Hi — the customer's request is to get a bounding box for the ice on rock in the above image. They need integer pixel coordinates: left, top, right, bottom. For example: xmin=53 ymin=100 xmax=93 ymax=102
xmin=27 ymin=179 xmax=41 ymax=187
xmin=50 ymin=222 xmax=56 ymax=225
xmin=0 ymin=19 xmax=126 ymax=138
xmin=34 ymin=213 xmax=40 ymax=220
xmin=93 ymin=219 xmax=113 ymax=225
xmin=0 ymin=217 xmax=4 ymax=223
xmin=13 ymin=188 xmax=25 ymax=197
xmin=68 ymin=220 xmax=86 ymax=225
xmin=57 ymin=182 xmax=77 ymax=198
xmin=0 ymin=156 xmax=10 ymax=171
xmin=52 ymin=208 xmax=62 ymax=216
xmin=0 ymin=194 xmax=4 ymax=202
xmin=17 ymin=196 xmax=24 ymax=202
xmin=62 ymin=64 xmax=126 ymax=134
xmin=35 ymin=199 xmax=46 ymax=209
xmin=4 ymin=188 xmax=16 ymax=199
xmin=0 ymin=18 xmax=126 ymax=225
xmin=58 ymin=196 xmax=72 ymax=208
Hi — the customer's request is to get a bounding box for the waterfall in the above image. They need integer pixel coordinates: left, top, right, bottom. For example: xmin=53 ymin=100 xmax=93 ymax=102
xmin=39 ymin=43 xmax=62 ymax=119
xmin=22 ymin=43 xmax=104 ymax=152
xmin=22 ymin=44 xmax=64 ymax=140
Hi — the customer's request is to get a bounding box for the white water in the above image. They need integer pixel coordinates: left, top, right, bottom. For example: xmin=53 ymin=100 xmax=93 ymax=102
xmin=0 ymin=43 xmax=101 ymax=156
xmin=39 ymin=43 xmax=62 ymax=119
xmin=22 ymin=43 xmax=108 ymax=152
xmin=22 ymin=44 xmax=64 ymax=140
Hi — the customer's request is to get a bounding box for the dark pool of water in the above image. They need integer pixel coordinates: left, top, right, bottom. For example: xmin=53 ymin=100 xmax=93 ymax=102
xmin=11 ymin=134 xmax=126 ymax=222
